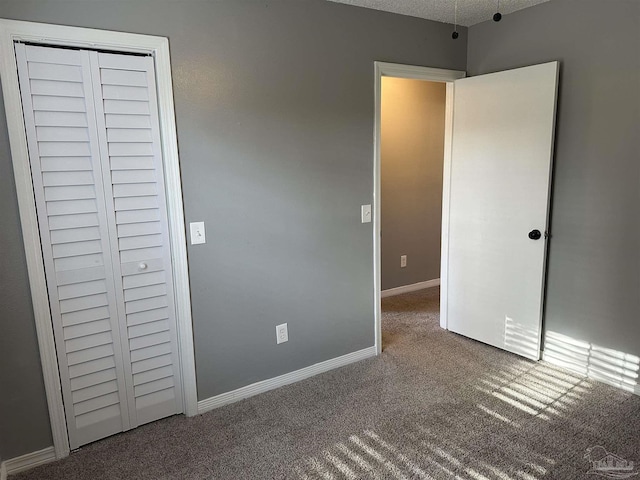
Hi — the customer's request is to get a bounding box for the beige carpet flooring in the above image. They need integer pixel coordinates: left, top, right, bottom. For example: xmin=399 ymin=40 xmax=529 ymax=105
xmin=13 ymin=287 xmax=640 ymax=479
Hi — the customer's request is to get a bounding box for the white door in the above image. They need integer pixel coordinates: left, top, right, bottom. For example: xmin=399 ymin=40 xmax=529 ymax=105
xmin=446 ymin=62 xmax=558 ymax=360
xmin=16 ymin=43 xmax=183 ymax=449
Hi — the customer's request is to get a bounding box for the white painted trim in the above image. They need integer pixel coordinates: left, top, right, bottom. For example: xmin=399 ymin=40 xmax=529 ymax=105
xmin=198 ymin=346 xmax=377 ymax=414
xmin=1 ymin=447 xmax=56 ymax=476
xmin=152 ymin=32 xmax=199 ymax=419
xmin=0 ymin=19 xmax=70 ymax=460
xmin=381 ymin=279 xmax=440 ymax=298
xmin=373 ymin=62 xmax=383 ymax=356
xmin=375 ymin=62 xmax=466 ymax=82
xmin=373 ymin=62 xmax=465 ymax=354
xmin=440 ymin=82 xmax=455 ymax=331
xmin=0 ymin=19 xmax=198 ymax=459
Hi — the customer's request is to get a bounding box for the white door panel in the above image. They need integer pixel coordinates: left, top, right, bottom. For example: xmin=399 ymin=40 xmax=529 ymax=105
xmin=447 ymin=62 xmax=558 ymax=360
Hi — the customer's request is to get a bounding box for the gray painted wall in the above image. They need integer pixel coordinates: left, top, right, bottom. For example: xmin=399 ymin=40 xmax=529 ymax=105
xmin=381 ymin=78 xmax=445 ymax=290
xmin=468 ymin=0 xmax=640 ymax=356
xmin=0 ymin=94 xmax=53 ymax=459
xmin=0 ymin=0 xmax=467 ymax=459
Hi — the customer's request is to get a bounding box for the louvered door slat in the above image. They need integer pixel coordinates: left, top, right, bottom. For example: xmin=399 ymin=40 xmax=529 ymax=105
xmin=46 ymin=185 xmax=96 ymax=202
xmin=104 ymin=100 xmax=150 ymax=115
xmin=111 ymin=156 xmax=154 ymax=170
xmin=28 ymin=66 xmax=82 ymax=84
xmin=133 ymin=365 xmax=174 ymax=386
xmin=120 ymin=246 xmax=163 ymax=263
xmin=117 ymin=221 xmax=162 ymax=238
xmin=124 ymin=283 xmax=167 ymax=302
xmin=64 ymin=318 xmax=112 ymax=340
xmin=41 ymin=157 xmax=93 ymax=172
xmin=25 ymin=45 xmax=83 ymax=65
xmin=105 ymin=114 xmax=151 ymax=129
xmin=131 ymin=354 xmax=173 ymax=375
xmin=62 ymin=306 xmax=110 ymax=328
xmin=30 ymin=80 xmax=85 ymax=98
xmin=65 ymin=331 xmax=114 ymax=354
xmin=67 ymin=344 xmax=115 ymax=366
xmin=69 ymin=356 xmax=116 ymax=379
xmin=134 ymin=377 xmax=174 ymax=398
xmin=51 ymin=226 xmax=101 ymax=244
xmin=37 ymin=126 xmax=89 ymax=142
xmin=122 ymin=270 xmax=165 ymax=290
xmin=107 ymin=128 xmax=152 ymax=143
xmin=16 ymin=44 xmax=131 ymax=449
xmin=130 ymin=343 xmax=173 ymax=363
xmin=53 ymin=239 xmax=102 ymax=258
xmin=59 ymin=293 xmax=109 ymax=314
xmin=57 ymin=266 xmax=106 ymax=286
xmin=54 ymin=253 xmax=104 ymax=272
xmin=74 ymin=392 xmax=121 ymax=416
xmin=128 ymin=319 xmax=170 ymax=339
xmin=32 ymin=95 xmax=87 ymax=112
xmin=116 ymin=209 xmax=161 ymax=225
xmin=102 ymin=84 xmax=149 ymax=101
xmin=72 ymin=380 xmax=118 ymax=404
xmin=70 ymin=369 xmax=118 ymax=393
xmin=126 ymin=307 xmax=170 ymax=327
xmin=39 ymin=142 xmax=92 ymax=157
xmin=47 ymin=199 xmax=97 ymax=216
xmin=115 ymin=196 xmax=159 ymax=212
xmin=35 ymin=111 xmax=88 ymax=127
xmin=49 ymin=212 xmax=99 ymax=230
xmin=58 ymin=279 xmax=107 ymax=299
xmin=111 ymin=169 xmax=155 ymax=182
xmin=101 ymin=68 xmax=147 ymax=86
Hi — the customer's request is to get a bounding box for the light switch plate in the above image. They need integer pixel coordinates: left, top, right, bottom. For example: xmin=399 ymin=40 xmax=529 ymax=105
xmin=361 ymin=204 xmax=372 ymax=223
xmin=190 ymin=221 xmax=206 ymax=245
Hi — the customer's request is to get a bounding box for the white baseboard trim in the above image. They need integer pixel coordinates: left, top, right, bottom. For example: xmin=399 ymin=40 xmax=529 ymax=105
xmin=381 ymin=278 xmax=440 ymax=298
xmin=198 ymin=346 xmax=377 ymax=414
xmin=1 ymin=446 xmax=56 ymax=477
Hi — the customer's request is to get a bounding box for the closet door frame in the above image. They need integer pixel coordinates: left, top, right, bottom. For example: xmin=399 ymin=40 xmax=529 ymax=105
xmin=0 ymin=19 xmax=198 ymax=459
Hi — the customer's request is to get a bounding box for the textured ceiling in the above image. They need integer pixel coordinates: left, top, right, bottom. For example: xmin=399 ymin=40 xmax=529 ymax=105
xmin=327 ymin=0 xmax=552 ymax=26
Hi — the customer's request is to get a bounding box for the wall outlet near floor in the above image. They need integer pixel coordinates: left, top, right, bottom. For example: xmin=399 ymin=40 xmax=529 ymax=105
xmin=276 ymin=323 xmax=288 ymax=344
xmin=400 ymin=255 xmax=407 ymax=268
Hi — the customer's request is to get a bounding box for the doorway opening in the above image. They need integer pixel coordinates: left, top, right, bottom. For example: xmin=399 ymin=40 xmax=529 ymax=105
xmin=373 ymin=63 xmax=465 ymax=354
xmin=379 ymin=76 xmax=446 ymax=349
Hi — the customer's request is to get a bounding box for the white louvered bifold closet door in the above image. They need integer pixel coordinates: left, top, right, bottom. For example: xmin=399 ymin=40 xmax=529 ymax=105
xmin=16 ymin=44 xmax=182 ymax=449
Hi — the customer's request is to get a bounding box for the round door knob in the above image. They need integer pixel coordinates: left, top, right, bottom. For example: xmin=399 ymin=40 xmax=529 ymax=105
xmin=139 ymin=262 xmax=148 ymax=270
xmin=528 ymin=229 xmax=542 ymax=240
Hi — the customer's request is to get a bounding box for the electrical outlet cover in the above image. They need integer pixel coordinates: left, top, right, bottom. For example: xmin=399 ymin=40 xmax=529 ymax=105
xmin=276 ymin=323 xmax=288 ymax=344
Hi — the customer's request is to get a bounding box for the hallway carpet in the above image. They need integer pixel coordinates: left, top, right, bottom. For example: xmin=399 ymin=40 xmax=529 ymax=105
xmin=14 ymin=288 xmax=640 ymax=479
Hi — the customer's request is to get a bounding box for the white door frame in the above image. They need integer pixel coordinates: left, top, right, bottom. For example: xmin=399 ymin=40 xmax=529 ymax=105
xmin=0 ymin=19 xmax=198 ymax=459
xmin=373 ymin=62 xmax=466 ymax=354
